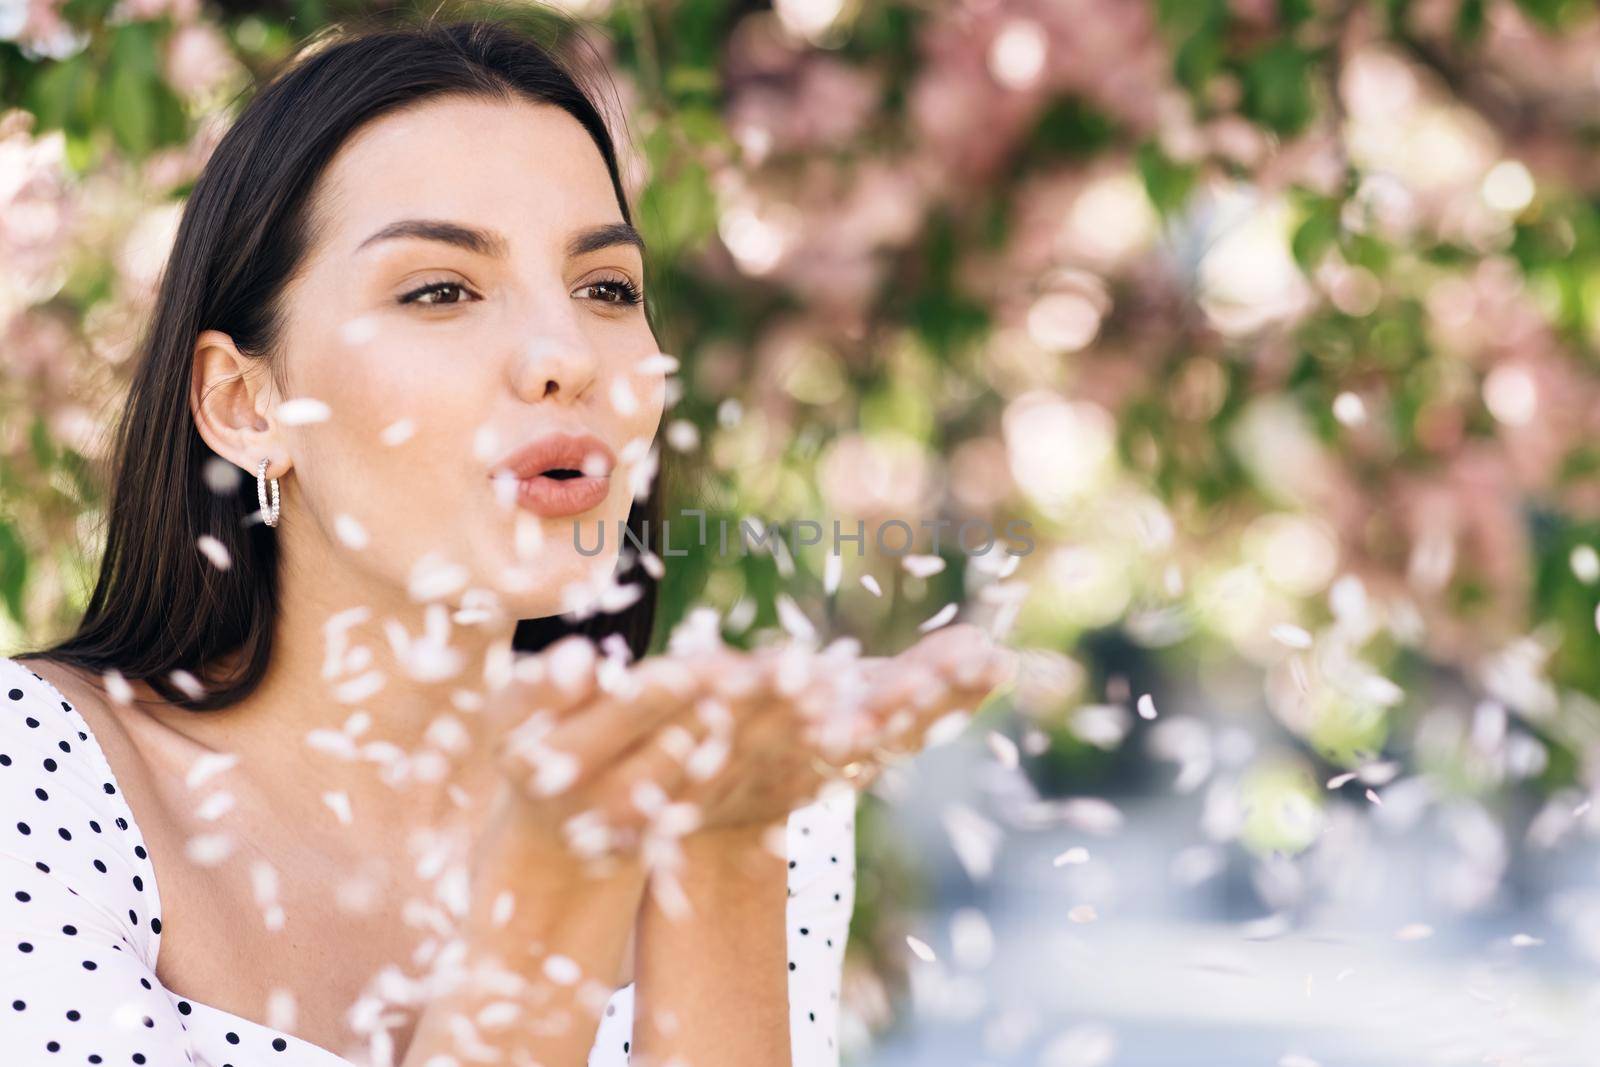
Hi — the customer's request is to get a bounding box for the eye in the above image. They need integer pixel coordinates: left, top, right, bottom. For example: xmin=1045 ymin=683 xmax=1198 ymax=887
xmin=576 ymin=274 xmax=644 ymax=307
xmin=399 ymin=280 xmax=478 ymax=306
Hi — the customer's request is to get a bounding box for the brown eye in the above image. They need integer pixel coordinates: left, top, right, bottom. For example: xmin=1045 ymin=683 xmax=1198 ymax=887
xmin=576 ymin=276 xmax=644 ymax=306
xmin=400 ymin=281 xmax=476 ymax=306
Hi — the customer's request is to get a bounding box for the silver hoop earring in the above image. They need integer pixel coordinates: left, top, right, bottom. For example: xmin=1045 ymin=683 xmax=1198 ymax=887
xmin=256 ymin=457 xmax=281 ymax=528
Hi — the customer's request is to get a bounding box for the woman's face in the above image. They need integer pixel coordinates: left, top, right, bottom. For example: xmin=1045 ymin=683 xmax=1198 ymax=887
xmin=254 ymin=95 xmax=665 ymax=619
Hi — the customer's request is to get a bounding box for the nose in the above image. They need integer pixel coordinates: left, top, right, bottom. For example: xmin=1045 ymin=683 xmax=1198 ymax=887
xmin=510 ymin=331 xmax=600 ymax=404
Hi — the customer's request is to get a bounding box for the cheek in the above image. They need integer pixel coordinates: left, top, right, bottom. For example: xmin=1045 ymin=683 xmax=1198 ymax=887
xmin=294 ymin=336 xmax=490 ymax=539
xmin=319 ymin=332 xmax=491 ymax=460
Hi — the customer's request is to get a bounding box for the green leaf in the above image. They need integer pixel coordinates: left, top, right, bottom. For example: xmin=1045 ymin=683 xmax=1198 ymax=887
xmin=0 ymin=520 xmax=26 ymax=626
xmin=1137 ymin=143 xmax=1197 ymax=217
xmin=27 ymin=416 xmax=55 ymax=471
xmin=665 ymin=66 xmax=718 ymax=100
xmin=26 ymin=53 xmax=96 ymax=139
xmin=1291 ymin=200 xmax=1340 ymax=272
xmin=1514 ymin=0 xmax=1579 ymax=29
xmin=1172 ymin=29 xmax=1224 ymax=96
xmin=106 ymin=58 xmax=155 ymax=157
xmin=1241 ymin=42 xmax=1316 ymax=135
xmin=94 ymin=20 xmax=188 ymax=158
xmin=1278 ymin=0 xmax=1315 ymax=28
xmin=1028 ymin=96 xmax=1116 ymax=160
xmin=1455 ymin=0 xmax=1486 ymax=41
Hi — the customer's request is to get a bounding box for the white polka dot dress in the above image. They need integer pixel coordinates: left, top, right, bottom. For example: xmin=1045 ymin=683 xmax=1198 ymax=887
xmin=0 ymin=656 xmax=857 ymax=1065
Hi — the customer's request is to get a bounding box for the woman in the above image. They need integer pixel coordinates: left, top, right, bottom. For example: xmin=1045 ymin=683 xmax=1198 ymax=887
xmin=0 ymin=13 xmax=1012 ymax=1067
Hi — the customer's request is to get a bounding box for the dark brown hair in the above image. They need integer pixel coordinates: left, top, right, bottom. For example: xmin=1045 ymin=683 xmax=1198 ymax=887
xmin=19 ymin=8 xmax=661 ymax=710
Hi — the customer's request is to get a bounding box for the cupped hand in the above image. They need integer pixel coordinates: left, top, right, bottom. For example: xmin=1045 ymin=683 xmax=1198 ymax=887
xmin=689 ymin=622 xmax=1017 ymax=828
xmin=484 ymin=623 xmax=1015 ymax=859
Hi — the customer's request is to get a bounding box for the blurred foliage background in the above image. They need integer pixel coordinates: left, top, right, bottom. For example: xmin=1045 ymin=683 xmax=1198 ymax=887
xmin=3 ymin=0 xmax=1600 ymax=1056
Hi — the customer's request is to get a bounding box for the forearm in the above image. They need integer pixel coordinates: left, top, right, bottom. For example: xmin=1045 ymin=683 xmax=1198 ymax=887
xmin=402 ymin=821 xmax=649 ymax=1067
xmin=631 ymin=822 xmax=791 ymax=1067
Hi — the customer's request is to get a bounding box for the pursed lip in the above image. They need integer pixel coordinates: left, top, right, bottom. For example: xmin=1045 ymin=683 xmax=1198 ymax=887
xmin=488 ymin=431 xmax=617 ymax=519
xmin=489 ymin=431 xmax=617 ymax=482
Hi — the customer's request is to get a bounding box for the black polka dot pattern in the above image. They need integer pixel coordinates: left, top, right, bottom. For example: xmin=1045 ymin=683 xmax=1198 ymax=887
xmin=1 ymin=656 xmax=857 ymax=1066
xmin=0 ymin=658 xmax=349 ymax=1066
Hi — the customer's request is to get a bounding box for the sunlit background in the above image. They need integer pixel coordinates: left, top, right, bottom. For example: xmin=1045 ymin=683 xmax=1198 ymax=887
xmin=3 ymin=0 xmax=1600 ymax=1064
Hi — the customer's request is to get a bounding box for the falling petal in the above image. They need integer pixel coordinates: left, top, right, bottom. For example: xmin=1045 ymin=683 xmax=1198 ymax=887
xmin=1510 ymin=933 xmax=1543 ymax=947
xmin=986 ymin=730 xmax=1019 ymax=769
xmin=201 ymin=456 xmax=241 ymax=493
xmin=278 ymin=397 xmax=332 ymax=426
xmin=1057 ymin=797 xmax=1125 ymax=836
xmin=168 ymin=670 xmax=206 ymax=700
xmin=919 ymin=602 xmax=960 ymax=633
xmin=322 ymin=791 xmax=353 ymax=825
xmin=195 ymin=792 xmax=235 ymax=821
xmin=686 ymin=734 xmax=730 ymax=782
xmin=824 ymin=551 xmax=842 ymax=596
xmin=185 ymin=833 xmax=235 ymax=867
xmin=339 ymin=317 xmax=378 ymax=345
xmin=1365 ymin=788 xmax=1382 ymax=805
xmin=533 ymin=751 xmax=581 ymax=796
xmin=1571 ymin=544 xmax=1599 ymax=583
xmin=252 ymin=857 xmax=284 ymax=927
xmin=1331 ymin=391 xmax=1365 ymax=426
xmin=549 ymin=637 xmax=597 ymax=692
xmin=266 ymin=988 xmax=297 ymax=1031
xmin=543 ymin=954 xmax=580 ymax=986
xmin=196 ymin=534 xmax=231 ymax=570
xmin=1038 ymin=1022 xmax=1116 ymax=1067
xmin=637 ymin=352 xmax=680 ymax=375
xmin=305 ymin=729 xmax=358 ymax=759
xmin=334 ymin=514 xmax=370 ymax=550
xmin=185 ymin=752 xmax=239 ymax=789
xmin=940 ymin=802 xmax=1001 ymax=881
xmin=949 ymin=907 xmax=994 ymax=970
xmin=1067 ymin=904 xmax=1098 ymax=923
xmin=903 ymin=554 xmax=946 ymax=579
xmin=102 ymin=670 xmax=134 ymax=706
xmin=1270 ymin=624 xmax=1313 ymax=650
xmin=665 ymin=419 xmax=699 ymax=452
xmin=1052 ymin=847 xmax=1089 ymax=867
xmin=380 ymin=418 xmax=416 ymax=446
xmin=924 ymin=709 xmax=973 ymax=748
xmin=408 ymin=552 xmax=471 ymax=602
xmin=776 ymin=594 xmax=818 ymax=644
xmin=610 ymin=378 xmax=638 ymax=416
xmin=905 ymin=934 xmax=936 ymax=963
xmin=1136 ymin=693 xmax=1157 ymax=720
xmin=335 ymin=670 xmax=386 ymax=704
xmin=861 ymin=574 xmax=883 ymax=597
xmin=631 ymin=779 xmax=668 ymax=816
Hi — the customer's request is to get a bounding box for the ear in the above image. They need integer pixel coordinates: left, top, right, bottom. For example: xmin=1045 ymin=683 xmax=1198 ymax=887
xmin=190 ymin=329 xmax=289 ymax=480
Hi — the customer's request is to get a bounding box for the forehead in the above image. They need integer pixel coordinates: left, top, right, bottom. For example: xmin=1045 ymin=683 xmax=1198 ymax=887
xmin=310 ymin=94 xmax=623 ymax=254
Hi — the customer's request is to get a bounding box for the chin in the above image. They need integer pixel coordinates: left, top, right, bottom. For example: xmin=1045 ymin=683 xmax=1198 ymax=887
xmin=490 ymin=544 xmax=626 ymax=617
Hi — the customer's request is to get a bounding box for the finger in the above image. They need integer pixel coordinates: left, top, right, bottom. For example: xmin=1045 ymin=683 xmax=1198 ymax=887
xmin=484 ymin=635 xmax=603 ymax=738
xmin=563 ymin=725 xmax=707 ymax=858
xmin=505 ymin=669 xmax=700 ymax=798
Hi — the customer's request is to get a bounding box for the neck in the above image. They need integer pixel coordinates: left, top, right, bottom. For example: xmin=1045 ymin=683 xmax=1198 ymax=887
xmin=132 ymin=555 xmax=537 ymax=843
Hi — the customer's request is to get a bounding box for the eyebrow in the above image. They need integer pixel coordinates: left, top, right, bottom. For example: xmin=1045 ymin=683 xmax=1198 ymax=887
xmin=354 ymin=218 xmax=646 ymax=260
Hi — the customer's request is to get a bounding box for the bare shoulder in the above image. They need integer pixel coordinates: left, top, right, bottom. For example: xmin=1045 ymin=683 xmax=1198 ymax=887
xmin=8 ymin=655 xmax=165 ymax=795
xmin=14 ymin=656 xmax=130 ymax=739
